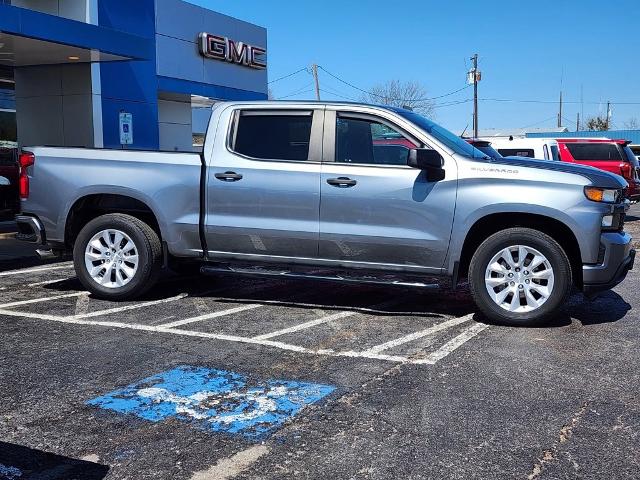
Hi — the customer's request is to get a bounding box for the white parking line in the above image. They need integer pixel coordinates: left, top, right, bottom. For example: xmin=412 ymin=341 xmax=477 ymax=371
xmin=0 ymin=307 xmax=486 ymax=366
xmin=253 ymin=310 xmax=356 ymax=340
xmin=159 ymin=304 xmax=263 ymax=328
xmin=0 ymin=262 xmax=74 ymax=277
xmin=363 ymin=314 xmax=474 ymax=355
xmin=418 ymin=323 xmax=489 ymax=364
xmin=75 ymin=293 xmax=189 ymax=319
xmin=0 ymin=291 xmax=87 ymax=309
xmin=27 ymin=278 xmax=75 ymax=287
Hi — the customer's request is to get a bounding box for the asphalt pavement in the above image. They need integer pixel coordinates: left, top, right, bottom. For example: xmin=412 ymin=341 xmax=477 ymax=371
xmin=0 ymin=208 xmax=638 ymax=480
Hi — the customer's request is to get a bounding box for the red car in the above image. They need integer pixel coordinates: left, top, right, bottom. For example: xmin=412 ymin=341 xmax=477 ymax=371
xmin=0 ymin=148 xmax=19 ymax=220
xmin=557 ymin=139 xmax=640 ymax=201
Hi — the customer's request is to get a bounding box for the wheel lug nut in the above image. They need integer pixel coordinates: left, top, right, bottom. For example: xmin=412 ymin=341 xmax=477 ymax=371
xmin=510 ymin=282 xmax=515 ymax=286
xmin=525 ymin=279 xmax=530 ymax=284
xmin=508 ymin=273 xmax=514 ymax=278
xmin=518 ymin=284 xmax=524 ymax=289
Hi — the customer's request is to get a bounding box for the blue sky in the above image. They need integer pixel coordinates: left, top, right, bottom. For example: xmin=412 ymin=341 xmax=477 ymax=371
xmin=187 ymin=0 xmax=640 ymax=133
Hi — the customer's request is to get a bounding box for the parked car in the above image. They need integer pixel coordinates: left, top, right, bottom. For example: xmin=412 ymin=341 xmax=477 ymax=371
xmin=555 ymin=139 xmax=640 ymax=202
xmin=0 ymin=147 xmax=18 ymax=220
xmin=627 ymin=144 xmax=640 ymax=162
xmin=16 ymin=101 xmax=634 ymax=326
xmin=479 ymin=137 xmax=560 ymax=161
xmin=464 ymin=139 xmax=503 ymax=160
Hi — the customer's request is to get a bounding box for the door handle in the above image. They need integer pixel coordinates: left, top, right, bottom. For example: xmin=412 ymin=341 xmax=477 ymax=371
xmin=327 ymin=177 xmax=357 ymax=188
xmin=215 ymin=171 xmax=243 ymax=182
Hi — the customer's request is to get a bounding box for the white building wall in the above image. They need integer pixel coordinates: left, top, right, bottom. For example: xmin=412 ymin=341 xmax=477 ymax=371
xmin=158 ymin=98 xmax=193 ymax=152
xmin=14 ymin=64 xmax=95 ymax=147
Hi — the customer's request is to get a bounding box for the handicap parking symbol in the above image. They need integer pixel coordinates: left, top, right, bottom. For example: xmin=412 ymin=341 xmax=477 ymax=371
xmin=87 ymin=366 xmax=335 ymax=439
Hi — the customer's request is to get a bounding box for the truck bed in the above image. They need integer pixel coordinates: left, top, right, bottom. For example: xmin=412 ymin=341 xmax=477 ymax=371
xmin=21 ymin=146 xmax=204 ymax=256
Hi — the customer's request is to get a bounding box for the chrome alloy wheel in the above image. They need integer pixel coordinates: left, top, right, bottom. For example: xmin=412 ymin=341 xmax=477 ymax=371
xmin=84 ymin=229 xmax=139 ymax=288
xmin=484 ymin=245 xmax=555 ymax=313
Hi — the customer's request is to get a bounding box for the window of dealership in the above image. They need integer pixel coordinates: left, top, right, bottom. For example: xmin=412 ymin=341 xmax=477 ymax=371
xmin=0 ymin=0 xmax=268 ymax=151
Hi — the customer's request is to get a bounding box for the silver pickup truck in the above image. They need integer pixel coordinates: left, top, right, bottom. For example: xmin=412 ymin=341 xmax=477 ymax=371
xmin=16 ymin=101 xmax=635 ymax=326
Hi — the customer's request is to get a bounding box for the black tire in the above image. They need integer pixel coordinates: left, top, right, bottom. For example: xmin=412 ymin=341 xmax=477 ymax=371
xmin=73 ymin=213 xmax=162 ymax=300
xmin=468 ymin=227 xmax=572 ymax=327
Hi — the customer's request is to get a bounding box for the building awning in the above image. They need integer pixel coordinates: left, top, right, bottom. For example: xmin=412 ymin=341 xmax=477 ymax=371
xmin=0 ymin=4 xmax=154 ymax=67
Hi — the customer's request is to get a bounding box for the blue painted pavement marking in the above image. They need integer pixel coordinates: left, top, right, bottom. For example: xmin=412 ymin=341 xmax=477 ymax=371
xmin=87 ymin=366 xmax=335 ymax=439
xmin=0 ymin=463 xmax=22 ymax=479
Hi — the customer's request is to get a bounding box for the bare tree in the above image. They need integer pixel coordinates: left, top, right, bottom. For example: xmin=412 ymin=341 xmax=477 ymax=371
xmin=360 ymin=80 xmax=435 ymax=117
xmin=584 ymin=116 xmax=609 ymax=131
xmin=623 ymin=117 xmax=639 ymax=130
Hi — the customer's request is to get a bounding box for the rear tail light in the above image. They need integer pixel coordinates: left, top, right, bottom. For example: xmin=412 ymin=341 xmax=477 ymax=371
xmin=619 ymin=163 xmax=631 ymax=179
xmin=18 ymin=151 xmax=35 ymax=200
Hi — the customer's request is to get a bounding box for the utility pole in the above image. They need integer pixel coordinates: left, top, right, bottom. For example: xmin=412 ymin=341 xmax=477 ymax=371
xmin=576 ymin=112 xmax=580 ymax=132
xmin=471 ymin=54 xmax=479 ymax=138
xmin=558 ymin=90 xmax=563 ymax=127
xmin=606 ymin=101 xmax=611 ymax=130
xmin=311 ymin=64 xmax=320 ymax=101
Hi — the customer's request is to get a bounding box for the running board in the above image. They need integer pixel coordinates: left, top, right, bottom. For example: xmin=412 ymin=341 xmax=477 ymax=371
xmin=200 ymin=265 xmax=440 ymax=289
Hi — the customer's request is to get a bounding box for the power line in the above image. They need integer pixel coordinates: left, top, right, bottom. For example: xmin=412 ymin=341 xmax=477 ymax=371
xmin=519 ymin=116 xmax=558 ymax=130
xmin=317 ymin=66 xmax=471 ymax=102
xmin=277 ymin=83 xmax=315 ymax=99
xmin=480 ymin=97 xmax=640 ymax=105
xmin=432 ymin=99 xmax=473 ymax=109
xmin=268 ymin=67 xmax=308 ymax=85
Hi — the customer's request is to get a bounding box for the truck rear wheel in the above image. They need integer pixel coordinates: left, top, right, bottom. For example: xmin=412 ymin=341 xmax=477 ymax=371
xmin=468 ymin=227 xmax=572 ymax=326
xmin=73 ymin=213 xmax=162 ymax=300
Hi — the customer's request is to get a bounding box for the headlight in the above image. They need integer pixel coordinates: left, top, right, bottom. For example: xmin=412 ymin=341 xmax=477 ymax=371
xmin=584 ymin=186 xmax=622 ymax=203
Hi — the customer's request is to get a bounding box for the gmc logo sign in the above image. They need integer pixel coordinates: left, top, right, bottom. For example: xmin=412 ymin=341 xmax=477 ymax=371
xmin=198 ymin=33 xmax=266 ymax=70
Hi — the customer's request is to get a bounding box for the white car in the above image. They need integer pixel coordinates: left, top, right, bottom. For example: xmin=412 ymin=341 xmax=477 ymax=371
xmin=479 ymin=137 xmax=560 ymax=161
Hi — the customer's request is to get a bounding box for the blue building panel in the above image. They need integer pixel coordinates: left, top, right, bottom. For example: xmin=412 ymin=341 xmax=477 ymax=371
xmin=0 ymin=4 xmax=154 ymax=59
xmin=158 ymin=77 xmax=267 ymax=101
xmin=98 ymin=0 xmax=159 ymax=150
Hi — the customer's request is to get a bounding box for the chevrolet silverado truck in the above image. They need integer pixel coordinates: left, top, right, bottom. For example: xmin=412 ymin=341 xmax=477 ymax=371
xmin=16 ymin=101 xmax=635 ymax=326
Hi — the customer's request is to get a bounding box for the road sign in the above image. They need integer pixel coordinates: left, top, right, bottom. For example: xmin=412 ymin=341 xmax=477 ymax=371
xmin=119 ymin=112 xmax=133 ymax=145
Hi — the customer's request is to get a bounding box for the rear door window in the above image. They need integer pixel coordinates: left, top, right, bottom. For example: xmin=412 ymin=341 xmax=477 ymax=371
xmin=565 ymin=143 xmax=623 ymax=161
xmin=550 ymin=145 xmax=560 ymax=161
xmin=232 ymin=112 xmax=313 ymax=161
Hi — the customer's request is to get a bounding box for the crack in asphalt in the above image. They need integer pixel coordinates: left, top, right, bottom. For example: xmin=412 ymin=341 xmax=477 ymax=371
xmin=527 ymin=400 xmax=590 ymax=480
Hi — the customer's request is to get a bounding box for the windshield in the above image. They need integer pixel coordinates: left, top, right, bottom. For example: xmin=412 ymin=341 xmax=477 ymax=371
xmin=475 ymin=144 xmax=502 ymax=160
xmin=395 ymin=111 xmax=488 ymax=159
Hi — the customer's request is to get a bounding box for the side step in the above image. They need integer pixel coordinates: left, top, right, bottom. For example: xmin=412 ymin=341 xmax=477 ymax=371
xmin=200 ymin=265 xmax=440 ymax=289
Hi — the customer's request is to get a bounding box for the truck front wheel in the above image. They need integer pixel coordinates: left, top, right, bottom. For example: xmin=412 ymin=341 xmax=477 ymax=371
xmin=73 ymin=213 xmax=162 ymax=300
xmin=468 ymin=227 xmax=572 ymax=326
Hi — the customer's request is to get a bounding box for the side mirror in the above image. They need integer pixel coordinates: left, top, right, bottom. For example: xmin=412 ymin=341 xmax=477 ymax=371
xmin=407 ymin=148 xmax=445 ymax=181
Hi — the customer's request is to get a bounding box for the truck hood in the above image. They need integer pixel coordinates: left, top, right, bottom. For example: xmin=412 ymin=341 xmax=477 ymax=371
xmin=486 ymin=156 xmax=627 ymax=188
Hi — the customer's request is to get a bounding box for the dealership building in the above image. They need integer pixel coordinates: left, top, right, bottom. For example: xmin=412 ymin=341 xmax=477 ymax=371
xmin=0 ymin=0 xmax=268 ymax=151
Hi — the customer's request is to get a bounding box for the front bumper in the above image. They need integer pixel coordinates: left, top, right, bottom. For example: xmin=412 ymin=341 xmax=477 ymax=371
xmin=583 ymin=231 xmax=635 ymax=296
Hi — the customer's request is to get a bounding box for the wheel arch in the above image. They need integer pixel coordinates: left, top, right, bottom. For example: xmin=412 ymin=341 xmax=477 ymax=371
xmin=457 ymin=212 xmax=583 ymax=288
xmin=64 ymin=193 xmax=163 ymax=248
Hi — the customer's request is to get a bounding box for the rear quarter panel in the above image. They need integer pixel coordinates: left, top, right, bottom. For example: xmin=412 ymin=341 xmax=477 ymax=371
xmin=22 ymin=147 xmax=202 ymax=256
